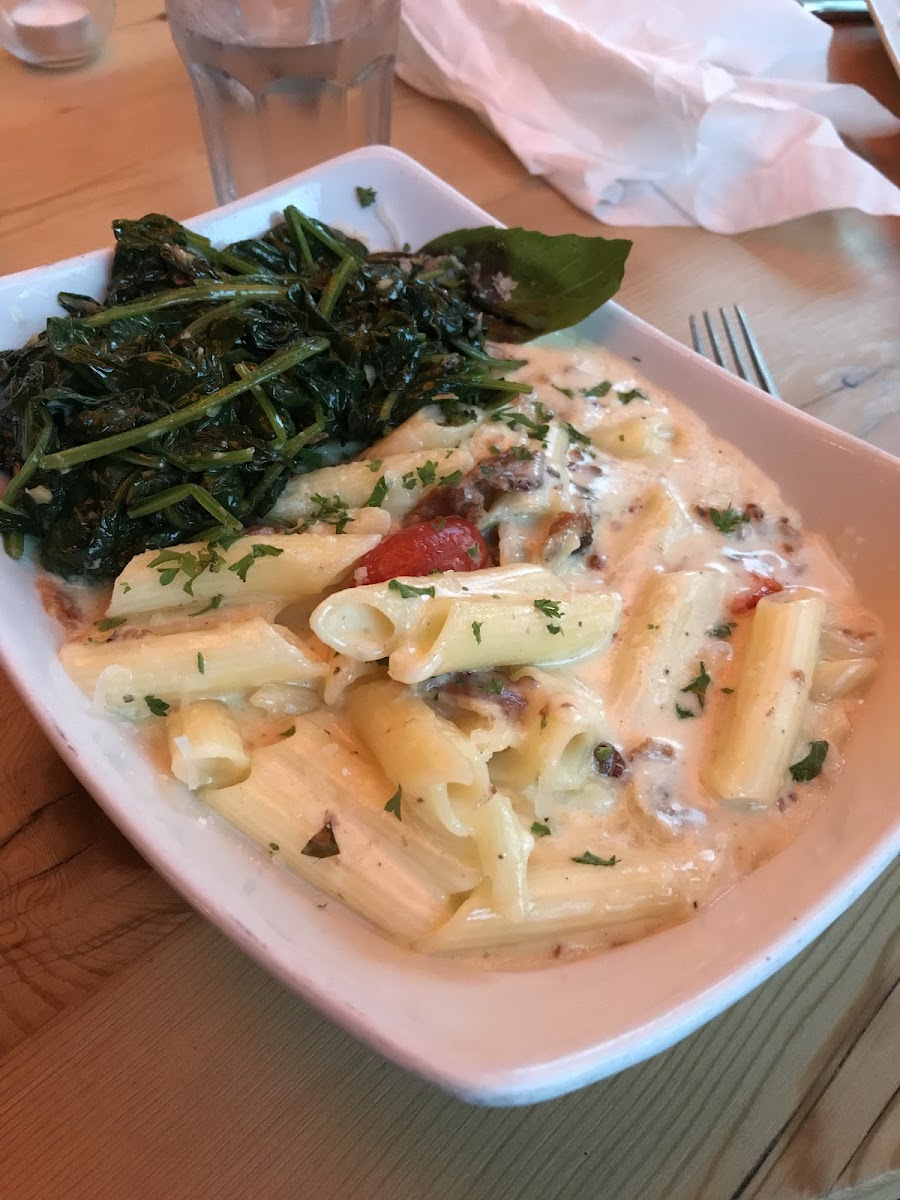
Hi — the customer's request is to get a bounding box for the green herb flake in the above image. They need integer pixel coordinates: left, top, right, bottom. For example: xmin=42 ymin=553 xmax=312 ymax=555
xmin=675 ymin=703 xmax=696 ymax=720
xmin=571 ymin=850 xmax=619 ymax=867
xmin=466 ymin=544 xmax=479 ymax=559
xmin=721 ymin=687 xmax=734 ymax=694
xmin=789 ymin=740 xmax=829 ymax=783
xmin=511 ymin=445 xmax=534 ymax=460
xmin=647 ymin=623 xmax=660 ymax=631
xmin=561 ymin=420 xmax=591 ymax=445
xmin=355 ymin=186 xmax=377 ymax=208
xmin=439 ymin=469 xmax=463 ymax=486
xmin=388 ymin=579 xmax=436 ymax=599
xmin=553 ymin=385 xmax=575 ymax=398
xmin=681 ymin=660 xmax=712 ymax=709
xmin=709 ymin=505 xmax=750 ymax=535
xmin=531 ymin=821 xmax=551 ymax=838
xmin=145 ymin=695 xmax=170 ymax=717
xmin=618 ymin=433 xmax=625 ymax=442
xmin=228 ymin=542 xmax=284 ymax=583
xmin=384 ymin=787 xmax=402 ymax=820
xmin=617 ymin=387 xmax=646 ymax=405
xmin=367 ymin=458 xmax=383 ymax=472
xmin=481 ymin=676 xmax=504 ymax=695
xmin=280 ymin=725 xmax=296 ymax=738
xmin=417 ymin=460 xmax=438 ymax=486
xmin=189 ymin=594 xmax=224 ymax=617
xmin=711 ymin=621 xmax=737 ymax=639
xmin=302 ymin=494 xmax=353 ymax=534
xmin=534 ymin=598 xmax=563 ymax=619
xmin=95 ymin=616 xmax=127 ymax=631
xmin=401 ymin=471 xmax=418 ymax=490
xmin=364 ymin=474 xmax=390 ymax=508
xmin=540 ymin=713 xmax=548 ymax=730
xmin=268 ymin=842 xmax=280 ymax=852
xmin=584 ymin=381 xmax=613 ymax=398
xmin=120 ymin=582 xmax=132 ymax=593
xmin=547 ymin=624 xmax=562 ymax=635
xmin=197 ymin=652 xmax=205 ymax=674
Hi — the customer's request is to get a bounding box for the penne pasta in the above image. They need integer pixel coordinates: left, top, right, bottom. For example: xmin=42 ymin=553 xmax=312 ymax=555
xmin=60 ymin=618 xmax=326 ymax=717
xmin=702 ymin=593 xmax=826 ymax=805
xmin=346 ymin=679 xmax=490 ymax=837
xmin=311 ymin=563 xmax=566 ymax=661
xmin=389 ymin=592 xmax=621 ymax=684
xmin=470 ymin=792 xmax=534 ymax=922
xmin=167 ymin=701 xmax=250 ymax=791
xmin=107 ymin=532 xmax=380 ymax=617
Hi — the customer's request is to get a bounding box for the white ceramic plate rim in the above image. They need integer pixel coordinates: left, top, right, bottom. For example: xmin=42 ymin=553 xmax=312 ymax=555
xmin=1 ymin=147 xmax=897 ymax=1106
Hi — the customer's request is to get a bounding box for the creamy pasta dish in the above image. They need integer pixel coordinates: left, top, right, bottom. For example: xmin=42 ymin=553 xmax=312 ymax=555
xmin=55 ymin=341 xmax=880 ymax=962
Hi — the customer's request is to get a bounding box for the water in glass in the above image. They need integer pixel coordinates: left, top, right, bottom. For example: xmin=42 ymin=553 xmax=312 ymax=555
xmin=166 ymin=0 xmax=400 ymax=204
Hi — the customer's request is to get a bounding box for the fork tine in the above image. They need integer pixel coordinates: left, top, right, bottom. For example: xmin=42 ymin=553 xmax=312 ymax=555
xmin=734 ymin=305 xmax=781 ymax=398
xmin=702 ymin=311 xmax=726 ymax=368
xmin=719 ymin=307 xmax=752 ymax=384
xmin=688 ymin=314 xmax=703 ymax=356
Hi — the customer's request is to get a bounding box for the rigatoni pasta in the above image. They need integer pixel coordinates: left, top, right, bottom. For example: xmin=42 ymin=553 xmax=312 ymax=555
xmin=53 ymin=337 xmax=880 ymax=964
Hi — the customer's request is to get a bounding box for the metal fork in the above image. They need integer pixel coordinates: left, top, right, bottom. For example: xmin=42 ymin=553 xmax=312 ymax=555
xmin=689 ymin=306 xmax=781 ymax=398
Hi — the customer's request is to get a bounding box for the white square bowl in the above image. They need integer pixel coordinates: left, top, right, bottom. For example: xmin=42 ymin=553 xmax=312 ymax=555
xmin=0 ymin=147 xmax=897 ymax=1106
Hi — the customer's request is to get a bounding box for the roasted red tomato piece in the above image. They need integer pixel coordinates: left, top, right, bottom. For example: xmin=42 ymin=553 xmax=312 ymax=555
xmin=730 ymin=573 xmax=784 ymax=616
xmin=353 ymin=517 xmax=489 ymax=586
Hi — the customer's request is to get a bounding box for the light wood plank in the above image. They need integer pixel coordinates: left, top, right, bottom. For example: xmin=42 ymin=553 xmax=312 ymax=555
xmin=0 ymin=862 xmax=895 ymax=1200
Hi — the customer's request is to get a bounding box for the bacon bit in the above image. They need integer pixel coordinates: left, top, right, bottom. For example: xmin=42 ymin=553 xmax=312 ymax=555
xmin=586 ymin=552 xmax=607 ymax=572
xmin=404 ymin=452 xmax=545 ymax=528
xmin=36 ymin=577 xmax=86 ymax=636
xmin=730 ymin=573 xmax=783 ymax=616
xmin=433 ymin=671 xmax=530 ymax=721
xmin=542 ymin=511 xmax=593 ymax=563
xmin=631 ymin=737 xmax=676 ymax=761
xmin=593 ymin=742 xmax=629 ymax=778
xmin=743 ymin=502 xmax=765 ymax=522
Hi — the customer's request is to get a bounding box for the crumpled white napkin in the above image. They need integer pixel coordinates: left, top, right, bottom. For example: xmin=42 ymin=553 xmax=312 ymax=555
xmin=398 ymin=0 xmax=900 ymax=232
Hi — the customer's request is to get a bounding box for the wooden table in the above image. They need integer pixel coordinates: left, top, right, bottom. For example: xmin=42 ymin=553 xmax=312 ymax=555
xmin=1 ymin=5 xmax=898 ymax=1198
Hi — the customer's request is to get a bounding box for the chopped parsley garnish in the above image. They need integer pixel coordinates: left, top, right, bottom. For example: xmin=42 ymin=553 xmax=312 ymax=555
xmin=367 ymin=458 xmax=383 ymax=472
xmin=547 ymin=624 xmax=562 ymax=635
xmin=711 ymin=621 xmax=737 ymax=639
xmin=571 ymin=850 xmax=619 ymax=867
xmin=417 ymin=460 xmax=438 ymax=486
xmin=721 ymin=687 xmax=734 ymax=694
xmin=534 ymin=598 xmax=563 ymax=620
xmin=647 ymin=623 xmax=660 ymax=631
xmin=681 ymin=661 xmax=712 ymax=709
xmin=439 ymin=469 xmax=463 ymax=486
xmin=197 ymin=652 xmax=205 ymax=674
xmin=561 ymin=420 xmax=591 ymax=445
xmin=466 ymin=544 xmax=479 ymax=559
xmin=149 ymin=543 xmax=227 ymax=595
xmin=531 ymin=821 xmax=551 ymax=838
xmin=364 ymin=475 xmax=390 ymax=507
xmin=553 ymin=385 xmax=575 ymax=398
xmin=617 ymin=386 xmax=646 ymax=404
xmin=618 ymin=433 xmax=625 ymax=442
xmin=388 ymin=579 xmax=436 ymax=599
xmin=709 ymin=505 xmax=750 ymax=535
xmin=355 ymin=185 xmax=377 ymax=208
xmin=471 ymin=621 xmax=483 ymax=644
xmin=481 ymin=676 xmax=504 ymax=694
xmin=302 ymin=493 xmax=352 ymax=533
xmin=268 ymin=842 xmax=279 ymax=852
xmin=120 ymin=582 xmax=132 ymax=593
xmin=789 ymin=740 xmax=829 ymax=782
xmin=280 ymin=725 xmax=296 ymax=738
xmin=401 ymin=471 xmax=417 ymax=490
xmin=228 ymin=543 xmax=284 ymax=583
xmin=189 ymin=593 xmax=223 ymax=617
xmin=540 ymin=713 xmax=548 ymax=730
xmin=145 ymin=695 xmax=170 ymax=717
xmin=95 ymin=616 xmax=127 ymax=631
xmin=431 ymin=516 xmax=448 ymax=531
xmin=512 ymin=445 xmax=534 ymax=460
xmin=675 ymin=703 xmax=696 ymax=719
xmin=384 ymin=787 xmax=402 ymax=820
xmin=584 ymin=381 xmax=612 ymax=398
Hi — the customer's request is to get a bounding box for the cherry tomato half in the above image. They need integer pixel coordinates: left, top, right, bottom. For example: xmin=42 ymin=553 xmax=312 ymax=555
xmin=352 ymin=517 xmax=489 ymax=586
xmin=730 ymin=572 xmax=783 ymax=616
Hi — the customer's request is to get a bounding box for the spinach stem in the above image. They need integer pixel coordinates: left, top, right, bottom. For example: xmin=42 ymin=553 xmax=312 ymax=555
xmin=234 ymin=362 xmax=288 ymax=444
xmin=82 ymin=281 xmax=286 ymax=328
xmin=127 ymin=483 xmax=242 ymax=531
xmin=318 ymin=255 xmax=357 ymax=320
xmin=2 ymin=531 xmax=24 ymax=559
xmin=4 ymin=406 xmax=53 ymax=509
xmin=450 ymin=339 xmax=528 ymax=371
xmin=285 ymin=206 xmax=359 ymax=263
xmin=279 ymin=413 xmax=327 ymax=459
xmin=180 ymin=297 xmax=253 ymax=341
xmin=284 ymin=206 xmax=316 ymax=274
xmin=41 ymin=338 xmax=329 ymax=472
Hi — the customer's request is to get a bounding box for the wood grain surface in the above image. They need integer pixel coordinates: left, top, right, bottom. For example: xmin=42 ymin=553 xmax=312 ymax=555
xmin=0 ymin=3 xmax=898 ymax=1197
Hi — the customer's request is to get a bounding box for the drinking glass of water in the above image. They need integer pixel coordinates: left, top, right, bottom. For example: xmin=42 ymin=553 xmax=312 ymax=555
xmin=165 ymin=0 xmax=401 ymax=205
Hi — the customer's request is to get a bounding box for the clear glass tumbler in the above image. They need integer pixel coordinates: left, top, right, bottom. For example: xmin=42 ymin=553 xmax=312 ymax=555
xmin=165 ymin=0 xmax=401 ymax=206
xmin=0 ymin=0 xmax=114 ymax=68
